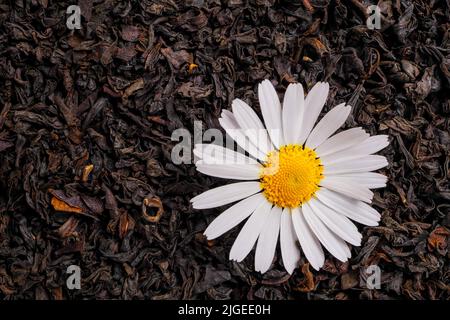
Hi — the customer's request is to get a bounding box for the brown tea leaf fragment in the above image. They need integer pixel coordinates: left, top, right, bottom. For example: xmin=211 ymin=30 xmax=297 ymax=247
xmin=174 ymin=10 xmax=208 ymax=32
xmin=144 ymin=43 xmax=162 ymax=71
xmin=401 ymin=60 xmax=420 ymax=79
xmin=103 ymin=185 xmax=119 ymax=218
xmin=234 ymin=29 xmax=258 ymax=44
xmin=38 ymin=0 xmax=48 ymax=8
xmin=0 ymin=102 xmax=11 ymax=130
xmin=121 ymin=25 xmax=140 ymax=42
xmin=58 ymin=216 xmax=79 ymax=238
xmin=0 ymin=284 xmax=15 ymax=295
xmin=47 ymin=151 xmax=62 ymax=173
xmin=303 ymin=37 xmax=329 ymax=57
xmin=178 ymin=82 xmax=212 ymax=98
xmin=341 ymin=272 xmax=359 ymax=290
xmin=142 ymin=196 xmax=164 ymax=223
xmin=100 ymin=45 xmax=117 ymax=65
xmin=81 ymin=164 xmax=94 ymax=182
xmin=188 ymin=63 xmax=198 ymax=74
xmin=52 ymin=287 xmax=63 ymax=300
xmin=81 ymin=195 xmax=104 ymax=214
xmin=427 ymin=226 xmax=449 ymax=252
xmin=0 ymin=140 xmax=13 ymax=152
xmin=115 ymin=45 xmax=137 ymax=62
xmin=335 ymin=292 xmax=348 ymax=300
xmin=147 ymin=115 xmax=168 ymax=125
xmin=119 ymin=212 xmax=135 ymax=239
xmin=79 ymin=0 xmax=92 ymax=21
xmin=49 ymin=190 xmax=100 ymax=220
xmin=261 ymin=273 xmax=291 ymax=285
xmin=302 ymin=0 xmax=314 ymax=12
xmin=51 ymin=95 xmax=82 ymax=144
xmin=405 ymin=66 xmax=434 ymax=99
xmin=161 ymin=47 xmax=192 ymax=70
xmin=294 ymin=263 xmax=315 ymax=292
xmin=51 ymin=197 xmax=82 ymax=213
xmin=123 ymin=78 xmax=145 ymax=103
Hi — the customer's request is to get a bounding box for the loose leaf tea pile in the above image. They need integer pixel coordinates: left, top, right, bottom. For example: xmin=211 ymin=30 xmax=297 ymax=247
xmin=0 ymin=0 xmax=449 ymax=300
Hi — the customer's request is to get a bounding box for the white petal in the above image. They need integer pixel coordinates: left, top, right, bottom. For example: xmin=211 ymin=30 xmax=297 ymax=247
xmin=320 ymin=177 xmax=374 ymax=203
xmin=302 ymin=202 xmax=350 ymax=262
xmin=315 ymin=127 xmax=369 ymax=157
xmin=232 ymin=99 xmax=273 ymax=154
xmin=194 ymin=144 xmax=258 ymax=165
xmin=322 ymin=172 xmax=387 ymax=189
xmin=204 ymin=193 xmax=265 ymax=240
xmin=305 ymin=103 xmax=351 ymax=149
xmin=307 ymin=198 xmax=361 ymax=246
xmin=320 ymin=135 xmax=389 ymax=164
xmin=196 ymin=161 xmax=260 ymax=180
xmin=323 ymin=155 xmax=388 ymax=175
xmin=219 ymin=110 xmax=266 ymax=160
xmin=258 ymin=80 xmax=284 ymax=148
xmin=255 ymin=205 xmax=282 ymax=273
xmin=282 ymin=83 xmax=304 ymax=144
xmin=298 ymin=82 xmax=329 ymax=144
xmin=229 ymin=200 xmax=272 ymax=262
xmin=315 ymin=188 xmax=380 ymax=226
xmin=191 ymin=182 xmax=261 ymax=209
xmin=291 ymin=207 xmax=325 ymax=270
xmin=280 ymin=208 xmax=301 ymax=274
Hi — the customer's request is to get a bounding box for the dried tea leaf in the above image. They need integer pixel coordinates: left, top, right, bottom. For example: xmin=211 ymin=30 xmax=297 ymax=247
xmin=294 ymin=263 xmax=315 ymax=292
xmin=119 ymin=212 xmax=135 ymax=239
xmin=57 ymin=216 xmax=79 ymax=238
xmin=121 ymin=25 xmax=141 ymax=42
xmin=122 ymin=78 xmax=145 ymax=103
xmin=427 ymin=226 xmax=449 ymax=253
xmin=51 ymin=197 xmax=82 ymax=214
xmin=161 ymin=47 xmax=192 ymax=70
xmin=81 ymin=164 xmax=94 ymax=182
xmin=142 ymin=196 xmax=164 ymax=223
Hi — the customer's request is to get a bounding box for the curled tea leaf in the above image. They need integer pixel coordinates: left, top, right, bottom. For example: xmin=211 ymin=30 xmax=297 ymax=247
xmin=51 ymin=197 xmax=82 ymax=214
xmin=142 ymin=195 xmax=164 ymax=223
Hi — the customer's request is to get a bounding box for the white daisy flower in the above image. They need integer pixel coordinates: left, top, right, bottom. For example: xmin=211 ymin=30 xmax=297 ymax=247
xmin=191 ymin=80 xmax=389 ymax=274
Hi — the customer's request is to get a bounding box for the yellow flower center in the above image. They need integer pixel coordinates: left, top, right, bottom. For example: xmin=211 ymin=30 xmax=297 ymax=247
xmin=260 ymin=145 xmax=323 ymax=208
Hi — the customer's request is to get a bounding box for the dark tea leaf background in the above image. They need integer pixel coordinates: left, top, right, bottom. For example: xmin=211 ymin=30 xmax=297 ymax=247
xmin=0 ymin=0 xmax=449 ymax=300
